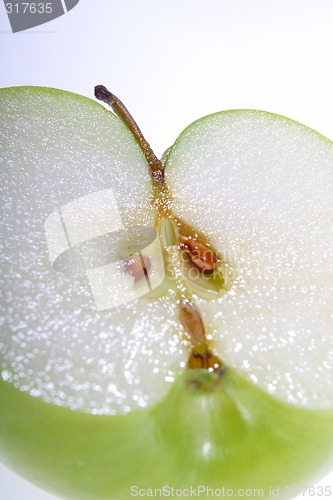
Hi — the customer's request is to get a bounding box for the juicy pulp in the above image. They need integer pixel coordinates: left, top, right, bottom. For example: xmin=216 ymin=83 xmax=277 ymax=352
xmin=0 ymin=87 xmax=187 ymax=415
xmin=166 ymin=110 xmax=333 ymax=409
xmin=1 ymin=87 xmax=333 ymax=499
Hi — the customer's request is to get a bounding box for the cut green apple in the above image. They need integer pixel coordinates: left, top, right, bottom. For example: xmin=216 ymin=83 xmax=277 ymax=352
xmin=0 ymin=86 xmax=333 ymax=499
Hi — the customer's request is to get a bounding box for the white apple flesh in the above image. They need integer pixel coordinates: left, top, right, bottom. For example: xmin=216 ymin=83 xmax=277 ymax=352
xmin=0 ymin=87 xmax=186 ymax=415
xmin=0 ymin=87 xmax=333 ymax=499
xmin=165 ymin=110 xmax=333 ymax=408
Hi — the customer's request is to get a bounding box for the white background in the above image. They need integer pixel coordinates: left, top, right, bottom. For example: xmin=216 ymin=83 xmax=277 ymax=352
xmin=1 ymin=0 xmax=333 ymax=498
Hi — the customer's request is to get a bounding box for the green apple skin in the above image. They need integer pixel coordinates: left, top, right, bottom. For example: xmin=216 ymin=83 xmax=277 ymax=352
xmin=1 ymin=87 xmax=333 ymax=499
xmin=1 ymin=370 xmax=333 ymax=499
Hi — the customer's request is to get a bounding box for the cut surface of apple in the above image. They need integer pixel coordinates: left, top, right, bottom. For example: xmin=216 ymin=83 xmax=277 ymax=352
xmin=0 ymin=86 xmax=333 ymax=499
xmin=0 ymin=87 xmax=188 ymax=415
xmin=165 ymin=111 xmax=333 ymax=409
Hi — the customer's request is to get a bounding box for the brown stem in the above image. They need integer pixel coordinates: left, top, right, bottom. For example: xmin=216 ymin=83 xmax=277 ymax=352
xmin=94 ymin=85 xmax=164 ymax=183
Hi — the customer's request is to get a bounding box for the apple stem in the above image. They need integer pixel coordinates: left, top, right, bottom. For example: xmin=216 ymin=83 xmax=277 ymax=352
xmin=94 ymin=85 xmax=164 ymax=183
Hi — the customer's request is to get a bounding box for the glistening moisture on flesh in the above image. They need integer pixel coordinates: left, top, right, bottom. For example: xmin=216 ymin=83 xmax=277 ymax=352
xmin=1 ymin=91 xmax=333 ymax=415
xmin=166 ymin=111 xmax=333 ymax=411
xmin=1 ymin=291 xmax=188 ymax=416
xmin=0 ymin=89 xmax=190 ymax=416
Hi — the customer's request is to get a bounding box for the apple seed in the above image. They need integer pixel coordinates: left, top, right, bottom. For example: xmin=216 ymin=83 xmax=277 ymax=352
xmin=123 ymin=255 xmax=151 ymax=281
xmin=179 ymin=236 xmax=219 ymax=274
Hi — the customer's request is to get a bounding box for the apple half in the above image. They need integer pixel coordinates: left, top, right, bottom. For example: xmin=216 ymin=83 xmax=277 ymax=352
xmin=0 ymin=86 xmax=333 ymax=499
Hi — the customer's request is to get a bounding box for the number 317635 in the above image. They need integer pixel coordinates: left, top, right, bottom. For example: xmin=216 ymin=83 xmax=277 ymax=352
xmin=5 ymin=3 xmax=53 ymax=14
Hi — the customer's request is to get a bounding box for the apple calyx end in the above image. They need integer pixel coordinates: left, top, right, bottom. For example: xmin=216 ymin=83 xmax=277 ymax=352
xmin=185 ymin=367 xmax=226 ymax=393
xmin=179 ymin=300 xmax=225 ymax=375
